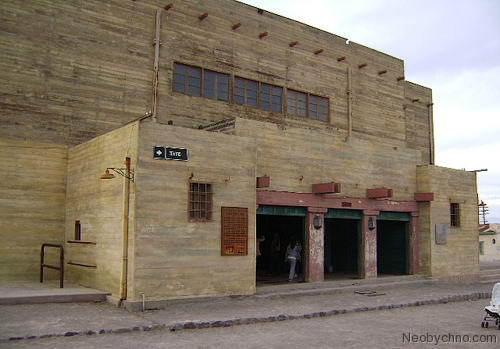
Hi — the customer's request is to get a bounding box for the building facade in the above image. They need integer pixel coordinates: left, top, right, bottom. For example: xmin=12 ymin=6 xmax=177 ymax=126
xmin=479 ymin=224 xmax=500 ymax=262
xmin=0 ymin=0 xmax=479 ymax=306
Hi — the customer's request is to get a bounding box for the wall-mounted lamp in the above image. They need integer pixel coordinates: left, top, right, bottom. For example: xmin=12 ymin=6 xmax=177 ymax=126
xmin=313 ymin=215 xmax=323 ymax=229
xmin=100 ymin=167 xmax=134 ymax=182
xmin=368 ymin=217 xmax=376 ymax=230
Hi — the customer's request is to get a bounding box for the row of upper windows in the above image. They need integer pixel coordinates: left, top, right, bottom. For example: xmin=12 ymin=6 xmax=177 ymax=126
xmin=173 ymin=62 xmax=329 ymax=122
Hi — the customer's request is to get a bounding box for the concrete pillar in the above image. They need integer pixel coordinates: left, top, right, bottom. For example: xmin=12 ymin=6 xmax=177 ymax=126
xmin=305 ymin=207 xmax=326 ymax=282
xmin=408 ymin=212 xmax=419 ymax=275
xmin=360 ymin=210 xmax=379 ymax=279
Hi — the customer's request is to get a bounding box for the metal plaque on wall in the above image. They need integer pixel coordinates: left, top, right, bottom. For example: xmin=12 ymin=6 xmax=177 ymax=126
xmin=221 ymin=207 xmax=248 ymax=256
xmin=435 ymin=224 xmax=449 ymax=245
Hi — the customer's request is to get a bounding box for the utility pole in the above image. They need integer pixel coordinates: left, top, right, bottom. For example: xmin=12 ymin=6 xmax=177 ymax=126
xmin=478 ymin=200 xmax=489 ymax=225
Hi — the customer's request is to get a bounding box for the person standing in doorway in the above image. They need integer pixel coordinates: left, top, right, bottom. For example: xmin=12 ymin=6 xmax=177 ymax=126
xmin=270 ymin=232 xmax=281 ymax=275
xmin=286 ymin=240 xmax=301 ymax=282
xmin=256 ymin=236 xmax=265 ymax=273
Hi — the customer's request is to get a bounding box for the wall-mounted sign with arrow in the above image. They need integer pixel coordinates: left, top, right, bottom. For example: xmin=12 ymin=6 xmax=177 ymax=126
xmin=153 ymin=146 xmax=189 ymax=161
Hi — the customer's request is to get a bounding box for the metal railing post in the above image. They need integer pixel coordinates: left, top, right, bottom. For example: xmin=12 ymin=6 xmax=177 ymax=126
xmin=40 ymin=243 xmax=64 ymax=288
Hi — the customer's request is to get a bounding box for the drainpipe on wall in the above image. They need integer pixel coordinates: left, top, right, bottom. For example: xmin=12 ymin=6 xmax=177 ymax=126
xmin=427 ymin=103 xmax=435 ymax=164
xmin=119 ymin=157 xmax=131 ymax=304
xmin=346 ymin=66 xmax=353 ymax=141
xmin=151 ymin=8 xmax=162 ymax=123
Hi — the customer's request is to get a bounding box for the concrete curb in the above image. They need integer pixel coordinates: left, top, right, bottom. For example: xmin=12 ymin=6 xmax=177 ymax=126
xmin=3 ymin=292 xmax=491 ymax=342
xmin=254 ymin=279 xmax=437 ymax=300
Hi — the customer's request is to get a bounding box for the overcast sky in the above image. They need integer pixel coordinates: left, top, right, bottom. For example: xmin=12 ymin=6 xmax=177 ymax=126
xmin=242 ymin=0 xmax=500 ymax=223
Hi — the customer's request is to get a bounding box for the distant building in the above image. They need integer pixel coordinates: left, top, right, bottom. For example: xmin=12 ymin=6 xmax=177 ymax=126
xmin=479 ymin=224 xmax=500 ymax=262
xmin=0 ymin=0 xmax=479 ymax=307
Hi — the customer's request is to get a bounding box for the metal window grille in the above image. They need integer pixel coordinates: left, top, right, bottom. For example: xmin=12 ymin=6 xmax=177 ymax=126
xmin=189 ymin=183 xmax=213 ymax=221
xmin=450 ymin=203 xmax=460 ymax=227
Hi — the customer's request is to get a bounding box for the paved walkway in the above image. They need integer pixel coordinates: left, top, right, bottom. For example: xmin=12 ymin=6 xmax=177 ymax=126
xmin=0 ymin=281 xmax=494 ymax=343
xmin=0 ymin=281 xmax=108 ymax=305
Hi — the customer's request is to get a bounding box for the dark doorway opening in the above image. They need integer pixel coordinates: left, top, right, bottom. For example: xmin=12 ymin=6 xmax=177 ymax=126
xmin=324 ymin=218 xmax=359 ymax=280
xmin=377 ymin=220 xmax=408 ymax=275
xmin=256 ymin=214 xmax=305 ymax=285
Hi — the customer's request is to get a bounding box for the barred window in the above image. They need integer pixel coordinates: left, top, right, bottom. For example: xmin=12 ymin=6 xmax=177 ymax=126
xmin=189 ymin=183 xmax=213 ymax=221
xmin=260 ymin=83 xmax=283 ymax=112
xmin=450 ymin=203 xmax=460 ymax=227
xmin=204 ymin=70 xmax=229 ymax=101
xmin=173 ymin=63 xmax=201 ymax=96
xmin=287 ymin=90 xmax=307 ymax=117
xmin=234 ymin=77 xmax=258 ymax=107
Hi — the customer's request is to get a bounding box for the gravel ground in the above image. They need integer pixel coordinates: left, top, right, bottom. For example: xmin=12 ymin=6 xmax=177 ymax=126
xmin=2 ymin=299 xmax=498 ymax=349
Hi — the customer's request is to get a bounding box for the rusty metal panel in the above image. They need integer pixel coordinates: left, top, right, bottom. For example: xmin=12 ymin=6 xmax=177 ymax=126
xmin=221 ymin=207 xmax=248 ymax=256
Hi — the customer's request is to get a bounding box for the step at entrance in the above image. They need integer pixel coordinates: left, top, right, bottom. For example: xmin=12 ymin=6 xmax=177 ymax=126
xmin=0 ymin=281 xmax=109 ymax=305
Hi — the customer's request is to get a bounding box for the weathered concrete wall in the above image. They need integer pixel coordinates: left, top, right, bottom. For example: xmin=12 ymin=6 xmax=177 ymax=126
xmin=0 ymin=0 xmax=451 ymax=286
xmin=235 ymin=117 xmax=421 ymax=200
xmin=0 ymin=0 xmax=433 ymax=160
xmin=417 ymin=165 xmax=479 ymax=280
xmin=153 ymin=0 xmax=432 ymax=161
xmin=65 ymin=123 xmax=139 ymax=295
xmin=0 ymin=0 xmax=153 ymax=146
xmin=404 ymin=82 xmax=433 ymax=165
xmin=132 ymin=121 xmax=256 ymax=301
xmin=0 ymin=139 xmax=67 ymax=280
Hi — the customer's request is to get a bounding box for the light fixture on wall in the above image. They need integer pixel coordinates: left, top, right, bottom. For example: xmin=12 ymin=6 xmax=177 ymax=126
xmin=100 ymin=167 xmax=135 ymax=182
xmin=313 ymin=215 xmax=322 ymax=229
xmin=368 ymin=217 xmax=376 ymax=230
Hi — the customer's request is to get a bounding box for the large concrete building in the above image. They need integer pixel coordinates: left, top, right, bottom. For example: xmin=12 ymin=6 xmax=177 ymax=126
xmin=0 ymin=0 xmax=479 ymax=307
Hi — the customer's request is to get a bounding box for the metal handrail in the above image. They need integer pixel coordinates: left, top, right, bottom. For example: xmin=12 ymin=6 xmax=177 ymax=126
xmin=40 ymin=243 xmax=64 ymax=288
